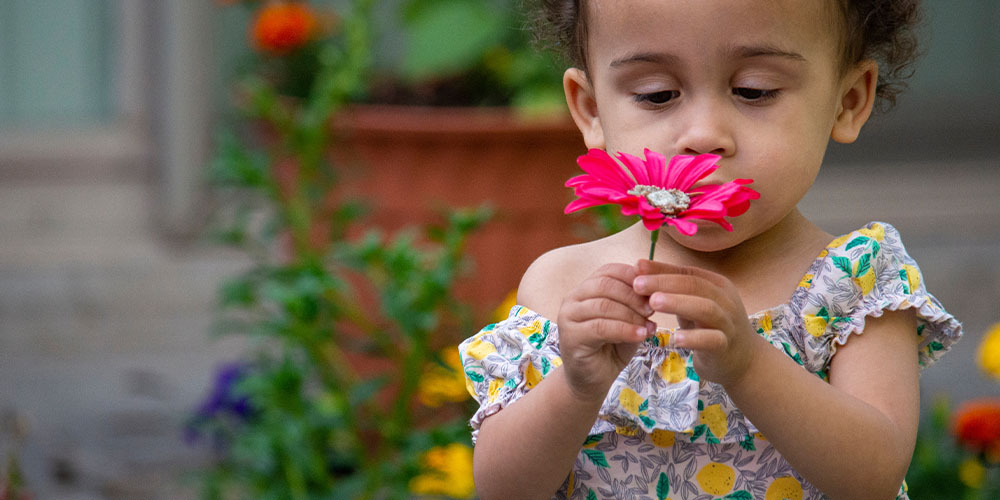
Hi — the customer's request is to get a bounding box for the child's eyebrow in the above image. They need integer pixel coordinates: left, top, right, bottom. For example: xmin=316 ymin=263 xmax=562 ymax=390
xmin=727 ymin=44 xmax=807 ymax=62
xmin=609 ymin=51 xmax=680 ymax=69
xmin=608 ymin=45 xmax=806 ymax=69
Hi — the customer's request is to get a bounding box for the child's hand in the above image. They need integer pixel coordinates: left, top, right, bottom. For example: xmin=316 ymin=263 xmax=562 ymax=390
xmin=632 ymin=259 xmax=759 ymax=387
xmin=558 ymin=263 xmax=656 ymax=402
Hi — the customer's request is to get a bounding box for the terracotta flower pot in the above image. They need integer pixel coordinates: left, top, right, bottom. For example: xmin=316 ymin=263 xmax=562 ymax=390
xmin=331 ymin=105 xmax=587 ymax=313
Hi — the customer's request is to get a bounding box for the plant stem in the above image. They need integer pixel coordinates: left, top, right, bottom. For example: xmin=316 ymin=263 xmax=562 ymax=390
xmin=649 ymin=229 xmax=659 ymax=260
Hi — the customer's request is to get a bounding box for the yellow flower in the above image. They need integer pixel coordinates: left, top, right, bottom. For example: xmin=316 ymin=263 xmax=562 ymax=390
xmin=958 ymin=457 xmax=986 ymax=489
xmin=494 ymin=290 xmax=517 ymax=322
xmin=978 ymin=323 xmax=1000 ymax=380
xmin=408 ymin=443 xmax=476 ymax=499
xmin=418 ymin=347 xmax=469 ymax=407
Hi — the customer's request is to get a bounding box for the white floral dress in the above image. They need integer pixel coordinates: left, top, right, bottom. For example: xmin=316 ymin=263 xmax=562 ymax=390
xmin=459 ymin=222 xmax=962 ymax=500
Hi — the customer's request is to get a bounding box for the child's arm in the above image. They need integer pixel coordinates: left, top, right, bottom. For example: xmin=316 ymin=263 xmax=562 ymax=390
xmin=634 ymin=259 xmax=919 ymax=500
xmin=472 ymin=258 xmax=654 ymax=500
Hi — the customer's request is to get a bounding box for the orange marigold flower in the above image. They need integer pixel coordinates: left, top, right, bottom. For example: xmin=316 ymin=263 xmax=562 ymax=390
xmin=251 ymin=2 xmax=317 ymax=54
xmin=952 ymin=398 xmax=1000 ymax=462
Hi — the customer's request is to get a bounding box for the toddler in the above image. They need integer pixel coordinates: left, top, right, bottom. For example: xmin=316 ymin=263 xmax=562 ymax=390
xmin=459 ymin=1 xmax=962 ymax=499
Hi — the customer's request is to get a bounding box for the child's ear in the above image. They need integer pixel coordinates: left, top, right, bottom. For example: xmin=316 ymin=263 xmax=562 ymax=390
xmin=831 ymin=59 xmax=879 ymax=144
xmin=564 ymin=68 xmax=606 ymax=149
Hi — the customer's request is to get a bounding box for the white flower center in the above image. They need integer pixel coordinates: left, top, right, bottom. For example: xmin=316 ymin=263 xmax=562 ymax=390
xmin=628 ymin=185 xmax=691 ymax=215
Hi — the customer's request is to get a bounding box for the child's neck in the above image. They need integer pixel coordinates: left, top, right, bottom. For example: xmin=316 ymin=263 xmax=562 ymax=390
xmin=649 ymin=210 xmax=832 ymax=311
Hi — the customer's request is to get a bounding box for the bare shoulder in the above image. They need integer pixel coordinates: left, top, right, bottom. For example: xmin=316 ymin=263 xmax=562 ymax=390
xmin=517 ymin=229 xmax=638 ymax=319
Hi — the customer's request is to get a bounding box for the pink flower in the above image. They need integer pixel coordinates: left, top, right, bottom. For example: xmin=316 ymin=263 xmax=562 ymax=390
xmin=564 ymin=148 xmax=759 ymax=236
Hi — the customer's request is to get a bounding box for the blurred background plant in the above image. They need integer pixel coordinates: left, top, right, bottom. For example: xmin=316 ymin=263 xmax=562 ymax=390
xmin=905 ymin=324 xmax=1000 ymax=500
xmin=184 ymin=1 xmax=492 ymax=498
xmin=224 ymin=0 xmax=566 ymax=114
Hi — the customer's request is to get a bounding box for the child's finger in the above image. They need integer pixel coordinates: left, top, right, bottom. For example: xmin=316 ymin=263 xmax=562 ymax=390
xmin=648 ymin=292 xmax=729 ymax=330
xmin=578 ymin=317 xmax=655 ymax=344
xmin=671 ymin=328 xmax=727 ymax=352
xmin=575 ymin=295 xmax=654 ymax=329
xmin=635 ymin=259 xmax=731 ymax=289
xmin=574 ymin=266 xmax=653 ymax=318
xmin=632 ymin=272 xmax=728 ymax=307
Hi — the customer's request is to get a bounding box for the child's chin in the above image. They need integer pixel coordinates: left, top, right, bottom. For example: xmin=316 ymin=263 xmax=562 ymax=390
xmin=667 ymin=222 xmax=744 ymax=252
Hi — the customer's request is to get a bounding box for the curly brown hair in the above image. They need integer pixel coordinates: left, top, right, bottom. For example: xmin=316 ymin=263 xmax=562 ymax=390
xmin=528 ymin=0 xmax=923 ymax=112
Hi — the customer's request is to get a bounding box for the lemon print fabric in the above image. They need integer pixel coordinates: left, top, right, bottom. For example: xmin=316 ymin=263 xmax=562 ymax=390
xmin=660 ymin=351 xmax=687 ymax=383
xmin=765 ymin=476 xmax=804 ymax=500
xmin=456 ymin=223 xmax=960 ymax=499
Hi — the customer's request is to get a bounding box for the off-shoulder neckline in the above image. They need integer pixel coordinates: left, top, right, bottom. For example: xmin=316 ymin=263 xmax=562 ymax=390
xmin=510 ymin=222 xmax=888 ymax=322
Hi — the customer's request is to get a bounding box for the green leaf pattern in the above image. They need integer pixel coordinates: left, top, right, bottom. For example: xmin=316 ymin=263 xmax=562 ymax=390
xmin=459 ymin=223 xmax=959 ymax=500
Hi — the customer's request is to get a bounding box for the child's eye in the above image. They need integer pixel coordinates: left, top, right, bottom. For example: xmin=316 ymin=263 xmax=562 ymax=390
xmin=733 ymin=87 xmax=779 ymax=102
xmin=633 ymin=90 xmax=679 ymax=106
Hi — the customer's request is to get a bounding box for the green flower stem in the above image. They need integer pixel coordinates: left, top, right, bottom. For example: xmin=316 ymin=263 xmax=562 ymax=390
xmin=649 ymin=228 xmax=659 ymax=260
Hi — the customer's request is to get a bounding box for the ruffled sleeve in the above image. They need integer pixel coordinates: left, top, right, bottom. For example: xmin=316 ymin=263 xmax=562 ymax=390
xmin=458 ymin=306 xmax=562 ymax=443
xmin=794 ymin=222 xmax=962 ymax=372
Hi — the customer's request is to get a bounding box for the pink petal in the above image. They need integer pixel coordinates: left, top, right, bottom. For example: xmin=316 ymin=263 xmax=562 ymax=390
xmin=616 ymin=151 xmax=651 ymax=186
xmin=575 ymin=149 xmax=635 ymax=191
xmin=641 ymin=214 xmax=667 ymax=231
xmin=671 ymin=154 xmax=720 ymax=190
xmin=668 ymin=218 xmax=699 ymax=235
xmin=642 ymin=149 xmax=669 ymax=186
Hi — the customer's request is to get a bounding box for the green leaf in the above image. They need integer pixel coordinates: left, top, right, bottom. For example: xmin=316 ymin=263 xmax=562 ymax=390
xmin=724 ymin=491 xmax=753 ymax=500
xmin=465 ymin=370 xmax=485 ymax=383
xmin=541 ymin=357 xmax=552 ymax=375
xmin=582 ymin=434 xmax=603 ymax=446
xmin=640 ymin=416 xmax=656 ymax=428
xmin=698 ymin=399 xmax=705 ymax=411
xmin=871 ymin=240 xmax=880 ymax=258
xmin=402 ymin=0 xmax=506 ymax=81
xmin=656 ymin=472 xmax=670 ymax=500
xmin=832 ymin=256 xmax=853 ymax=276
xmin=705 ymin=428 xmax=720 ymax=444
xmin=639 ymin=399 xmax=649 ymax=413
xmin=845 ymin=236 xmax=869 ymax=251
xmin=929 ymin=341 xmax=945 ymax=351
xmin=691 ymin=425 xmax=706 ymax=442
xmin=855 ymin=253 xmax=872 ymax=277
xmin=582 ymin=449 xmax=609 ymax=468
xmin=686 ymin=367 xmax=700 ymax=381
xmin=587 ymin=489 xmax=598 ymax=500
xmin=739 ymin=434 xmax=756 ymax=451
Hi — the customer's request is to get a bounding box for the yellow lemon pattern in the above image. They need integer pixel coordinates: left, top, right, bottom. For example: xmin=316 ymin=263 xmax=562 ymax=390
xmin=650 ymin=429 xmax=675 ymax=448
xmin=660 ymin=351 xmax=687 ymax=383
xmin=696 ymin=462 xmax=735 ymax=495
xmin=456 ymin=222 xmax=959 ymax=499
xmin=765 ymin=476 xmax=804 ymax=500
xmin=618 ymin=387 xmax=644 ymax=416
xmin=464 ymin=336 xmax=496 ymax=360
xmin=699 ymin=404 xmax=728 ymax=440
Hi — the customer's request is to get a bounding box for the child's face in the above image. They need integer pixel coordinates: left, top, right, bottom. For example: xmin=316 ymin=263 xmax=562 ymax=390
xmin=567 ymin=0 xmax=875 ymax=250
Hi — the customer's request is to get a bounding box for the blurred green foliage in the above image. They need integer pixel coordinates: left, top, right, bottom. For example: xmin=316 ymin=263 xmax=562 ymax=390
xmin=189 ymin=1 xmax=487 ymax=498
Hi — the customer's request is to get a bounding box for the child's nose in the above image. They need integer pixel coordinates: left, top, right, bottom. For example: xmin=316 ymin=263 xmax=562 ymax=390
xmin=674 ymin=103 xmax=736 ymax=157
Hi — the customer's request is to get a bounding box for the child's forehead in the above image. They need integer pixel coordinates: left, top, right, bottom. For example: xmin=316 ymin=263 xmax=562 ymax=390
xmin=585 ymin=0 xmax=841 ymax=62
